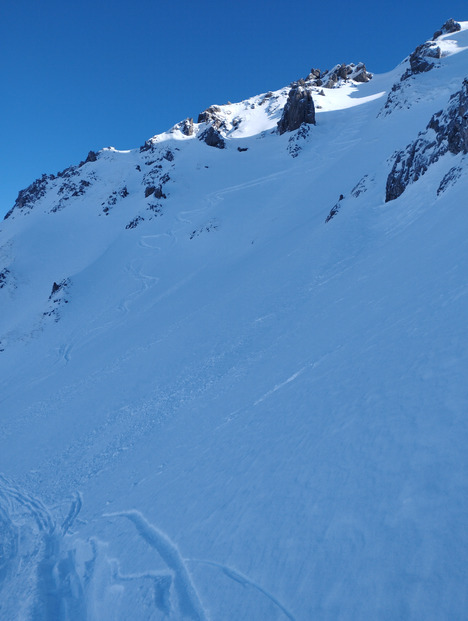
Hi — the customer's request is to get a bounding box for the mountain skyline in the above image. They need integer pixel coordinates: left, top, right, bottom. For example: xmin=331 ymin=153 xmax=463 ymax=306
xmin=2 ymin=2 xmax=467 ymax=217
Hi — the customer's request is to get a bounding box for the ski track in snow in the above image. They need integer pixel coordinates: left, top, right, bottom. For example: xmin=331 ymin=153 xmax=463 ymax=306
xmin=56 ymin=232 xmax=175 ymax=365
xmin=116 ymin=257 xmax=160 ymax=315
xmin=187 ymin=559 xmax=296 ymax=621
xmin=53 ymin=160 xmax=326 ymax=368
xmin=104 ymin=510 xmax=296 ymax=620
xmin=254 ymin=367 xmax=307 ymax=406
xmin=104 ymin=510 xmax=208 ymax=621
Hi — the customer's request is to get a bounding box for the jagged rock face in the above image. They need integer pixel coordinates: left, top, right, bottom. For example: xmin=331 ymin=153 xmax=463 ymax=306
xmin=80 ymin=150 xmax=98 ymax=166
xmin=401 ymin=42 xmax=442 ymax=81
xmin=386 ymin=78 xmax=468 ymax=201
xmin=5 ymin=174 xmax=50 ymax=219
xmin=409 ymin=43 xmax=442 ymax=73
xmin=277 ymin=85 xmax=316 ymax=135
xmin=433 ymin=18 xmax=461 ymax=40
xmin=198 ymin=126 xmax=225 ymax=149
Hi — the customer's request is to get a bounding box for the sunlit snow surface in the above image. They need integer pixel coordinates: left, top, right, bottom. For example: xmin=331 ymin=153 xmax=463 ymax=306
xmin=1 ymin=25 xmax=468 ymax=621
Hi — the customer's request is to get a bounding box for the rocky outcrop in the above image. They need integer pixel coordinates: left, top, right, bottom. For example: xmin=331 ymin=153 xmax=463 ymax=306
xmin=198 ymin=126 xmax=225 ymax=149
xmin=4 ymin=174 xmax=51 ymax=219
xmin=324 ymin=64 xmax=348 ymax=88
xmin=44 ymin=278 xmax=70 ymax=321
xmin=259 ymin=91 xmax=274 ymax=104
xmin=173 ymin=118 xmax=194 ymax=136
xmin=380 ymin=41 xmax=442 ymax=115
xmin=79 ymin=150 xmax=98 ymax=167
xmin=197 ymin=104 xmax=228 ymax=147
xmin=386 ymin=78 xmax=468 ymax=201
xmin=305 ymin=68 xmax=325 ymax=86
xmin=322 ymin=63 xmax=372 ymax=88
xmin=410 ymin=42 xmax=442 ymax=73
xmin=197 ymin=105 xmax=226 ymax=130
xmin=325 ymin=194 xmax=345 ymax=223
xmin=140 ymin=140 xmax=154 ymax=153
xmin=126 ymin=216 xmax=144 ymax=229
xmin=277 ymin=83 xmax=316 ymax=135
xmin=352 ymin=63 xmax=373 ymax=83
xmin=437 ymin=166 xmax=463 ymax=195
xmin=433 ymin=18 xmax=461 ymax=40
xmin=181 ymin=118 xmax=194 ymax=136
xmin=145 ymin=184 xmax=167 ymax=199
xmin=401 ymin=42 xmax=442 ymax=81
xmin=0 ymin=268 xmax=10 ymax=289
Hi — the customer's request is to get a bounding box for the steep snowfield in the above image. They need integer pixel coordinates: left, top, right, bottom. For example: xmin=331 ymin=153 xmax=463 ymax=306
xmin=1 ymin=23 xmax=467 ymax=620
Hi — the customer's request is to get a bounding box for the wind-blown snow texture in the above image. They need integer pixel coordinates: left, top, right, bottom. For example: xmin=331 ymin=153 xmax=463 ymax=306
xmin=1 ymin=21 xmax=468 ymax=620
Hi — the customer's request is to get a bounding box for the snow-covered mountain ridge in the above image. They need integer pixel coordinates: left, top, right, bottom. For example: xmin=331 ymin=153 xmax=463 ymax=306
xmin=0 ymin=19 xmax=467 ymax=621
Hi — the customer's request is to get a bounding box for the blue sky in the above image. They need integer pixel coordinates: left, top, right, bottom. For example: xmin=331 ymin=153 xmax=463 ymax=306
xmin=1 ymin=0 xmax=466 ymax=217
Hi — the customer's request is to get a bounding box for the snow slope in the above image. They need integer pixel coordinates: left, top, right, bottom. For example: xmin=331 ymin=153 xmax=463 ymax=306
xmin=0 ymin=21 xmax=467 ymax=620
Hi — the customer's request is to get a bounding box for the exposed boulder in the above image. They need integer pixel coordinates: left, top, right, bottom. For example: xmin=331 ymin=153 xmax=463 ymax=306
xmin=154 ymin=185 xmax=167 ymax=199
xmin=198 ymin=126 xmax=226 ymax=149
xmin=386 ymin=78 xmax=468 ymax=201
xmin=145 ymin=184 xmax=167 ymax=199
xmin=259 ymin=91 xmax=274 ymax=105
xmin=305 ymin=68 xmax=325 ymax=86
xmin=307 ymin=68 xmax=322 ymax=80
xmin=433 ymin=18 xmax=461 ymax=40
xmin=277 ymin=84 xmax=316 ymax=135
xmin=352 ymin=63 xmax=372 ymax=83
